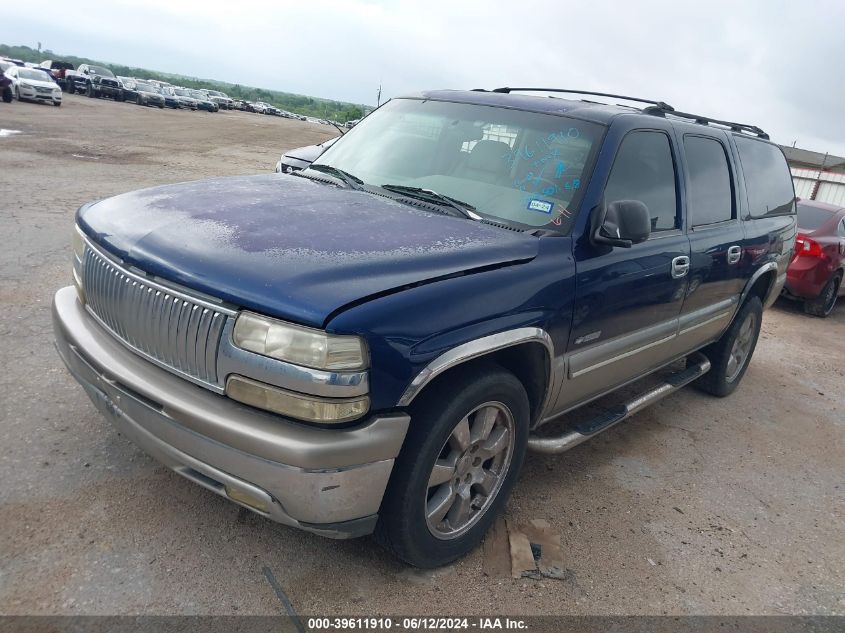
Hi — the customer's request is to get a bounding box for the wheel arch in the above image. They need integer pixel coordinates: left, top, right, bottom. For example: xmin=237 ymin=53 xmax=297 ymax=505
xmin=740 ymin=262 xmax=779 ymax=309
xmin=398 ymin=329 xmax=554 ymax=426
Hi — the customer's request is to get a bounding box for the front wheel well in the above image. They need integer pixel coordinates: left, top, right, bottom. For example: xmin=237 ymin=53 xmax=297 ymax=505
xmin=407 ymin=342 xmax=550 ymax=426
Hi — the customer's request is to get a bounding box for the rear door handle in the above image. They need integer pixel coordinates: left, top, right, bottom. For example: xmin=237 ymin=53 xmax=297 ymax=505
xmin=671 ymin=256 xmax=690 ymax=279
xmin=727 ymin=245 xmax=742 ymax=265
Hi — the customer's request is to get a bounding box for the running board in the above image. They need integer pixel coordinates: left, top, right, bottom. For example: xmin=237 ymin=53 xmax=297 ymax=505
xmin=527 ymin=354 xmax=711 ymax=455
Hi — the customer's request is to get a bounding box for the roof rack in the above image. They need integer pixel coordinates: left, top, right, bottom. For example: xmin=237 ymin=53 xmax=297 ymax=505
xmin=651 ymin=107 xmax=770 ymax=140
xmin=489 ymin=87 xmax=675 ymax=111
xmin=485 ymin=87 xmax=769 ymax=140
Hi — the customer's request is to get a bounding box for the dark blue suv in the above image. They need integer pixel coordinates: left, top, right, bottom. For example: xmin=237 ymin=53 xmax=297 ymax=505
xmin=53 ymin=88 xmax=797 ymax=567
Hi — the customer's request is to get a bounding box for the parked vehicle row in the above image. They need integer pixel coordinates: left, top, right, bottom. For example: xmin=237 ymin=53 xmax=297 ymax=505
xmin=3 ymin=56 xmax=359 ymax=125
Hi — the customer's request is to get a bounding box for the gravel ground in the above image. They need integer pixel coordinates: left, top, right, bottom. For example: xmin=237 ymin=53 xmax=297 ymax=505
xmin=0 ymin=95 xmax=843 ymax=617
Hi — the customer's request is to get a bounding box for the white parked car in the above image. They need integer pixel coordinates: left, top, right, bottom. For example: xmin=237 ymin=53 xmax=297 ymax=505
xmin=4 ymin=66 xmax=62 ymax=106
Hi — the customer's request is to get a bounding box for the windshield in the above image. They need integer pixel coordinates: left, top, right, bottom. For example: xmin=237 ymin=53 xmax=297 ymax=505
xmin=136 ymin=82 xmax=156 ymax=92
xmin=19 ymin=68 xmax=53 ymax=82
xmin=190 ymin=91 xmax=207 ymax=100
xmin=88 ymin=66 xmax=114 ymax=77
xmin=314 ymin=98 xmax=603 ymax=232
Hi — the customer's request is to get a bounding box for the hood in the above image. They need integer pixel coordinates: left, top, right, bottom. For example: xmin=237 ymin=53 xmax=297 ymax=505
xmin=78 ymin=174 xmax=539 ymax=328
xmin=22 ymin=78 xmax=57 ymax=89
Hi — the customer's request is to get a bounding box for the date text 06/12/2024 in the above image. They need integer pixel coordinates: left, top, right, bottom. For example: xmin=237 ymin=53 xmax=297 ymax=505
xmin=306 ymin=617 xmax=528 ymax=630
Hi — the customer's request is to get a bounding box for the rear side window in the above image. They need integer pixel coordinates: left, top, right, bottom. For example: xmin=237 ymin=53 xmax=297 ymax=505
xmin=735 ymin=137 xmax=795 ymax=217
xmin=684 ymin=136 xmax=733 ymax=226
xmin=796 ymin=203 xmax=834 ymax=230
xmin=605 ymin=131 xmax=678 ymax=231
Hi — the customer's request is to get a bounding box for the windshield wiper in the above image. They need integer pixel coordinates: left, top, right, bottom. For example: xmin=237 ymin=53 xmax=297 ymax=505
xmin=306 ymin=164 xmax=364 ymax=190
xmin=380 ymin=184 xmax=480 ymax=220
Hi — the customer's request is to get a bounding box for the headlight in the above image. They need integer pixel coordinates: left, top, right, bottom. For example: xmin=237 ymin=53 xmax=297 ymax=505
xmin=226 ymin=375 xmax=369 ymax=423
xmin=21 ymin=82 xmax=33 ymax=89
xmin=233 ymin=311 xmax=367 ymax=370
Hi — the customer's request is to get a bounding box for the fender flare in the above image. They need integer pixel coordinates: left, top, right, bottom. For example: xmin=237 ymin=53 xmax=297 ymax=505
xmin=397 ymin=327 xmax=554 ymax=410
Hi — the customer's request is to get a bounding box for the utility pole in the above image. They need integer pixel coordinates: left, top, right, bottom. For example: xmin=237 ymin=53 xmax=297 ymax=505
xmin=377 ymin=84 xmax=382 ymax=108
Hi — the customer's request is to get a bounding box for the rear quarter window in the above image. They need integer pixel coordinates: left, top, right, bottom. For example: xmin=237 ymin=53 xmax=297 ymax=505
xmin=735 ymin=136 xmax=795 ymax=218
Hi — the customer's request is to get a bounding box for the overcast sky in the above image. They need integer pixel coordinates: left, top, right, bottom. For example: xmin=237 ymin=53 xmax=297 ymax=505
xmin=7 ymin=0 xmax=845 ymax=154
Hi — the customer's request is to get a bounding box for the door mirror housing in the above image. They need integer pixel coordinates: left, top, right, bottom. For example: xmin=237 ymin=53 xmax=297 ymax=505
xmin=591 ymin=200 xmax=652 ymax=248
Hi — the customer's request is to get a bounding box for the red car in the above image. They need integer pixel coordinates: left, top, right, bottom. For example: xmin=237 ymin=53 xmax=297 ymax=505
xmin=784 ymin=200 xmax=845 ymax=317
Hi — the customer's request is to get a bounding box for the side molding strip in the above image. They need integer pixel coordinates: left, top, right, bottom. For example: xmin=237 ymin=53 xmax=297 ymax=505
xmin=397 ymin=328 xmax=554 ymax=408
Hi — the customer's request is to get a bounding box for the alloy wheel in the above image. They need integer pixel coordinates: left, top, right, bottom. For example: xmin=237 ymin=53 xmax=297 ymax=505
xmin=823 ymin=277 xmax=840 ymax=315
xmin=726 ymin=312 xmax=757 ymax=382
xmin=425 ymin=402 xmax=515 ymax=540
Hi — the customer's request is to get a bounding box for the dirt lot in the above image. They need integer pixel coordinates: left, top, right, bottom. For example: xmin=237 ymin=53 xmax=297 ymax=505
xmin=0 ymin=94 xmax=843 ymax=617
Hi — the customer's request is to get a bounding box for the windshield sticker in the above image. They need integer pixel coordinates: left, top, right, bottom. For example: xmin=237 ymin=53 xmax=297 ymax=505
xmin=527 ymin=199 xmax=554 ymax=214
xmin=503 ymin=127 xmax=584 ymax=168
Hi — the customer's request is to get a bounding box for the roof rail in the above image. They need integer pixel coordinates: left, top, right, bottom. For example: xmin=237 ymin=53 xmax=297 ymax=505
xmin=487 ymin=87 xmax=769 ymax=140
xmin=649 ymin=106 xmax=770 ymax=139
xmin=489 ymin=87 xmax=675 ymax=111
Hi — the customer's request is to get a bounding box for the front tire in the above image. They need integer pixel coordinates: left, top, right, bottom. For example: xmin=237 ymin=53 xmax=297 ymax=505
xmin=85 ymin=83 xmax=94 ymax=98
xmin=695 ymin=295 xmax=763 ymax=397
xmin=804 ymin=274 xmax=840 ymax=318
xmin=376 ymin=364 xmax=529 ymax=568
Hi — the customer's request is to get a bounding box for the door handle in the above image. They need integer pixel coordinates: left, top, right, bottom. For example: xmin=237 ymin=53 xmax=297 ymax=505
xmin=671 ymin=256 xmax=690 ymax=279
xmin=727 ymin=245 xmax=742 ymax=265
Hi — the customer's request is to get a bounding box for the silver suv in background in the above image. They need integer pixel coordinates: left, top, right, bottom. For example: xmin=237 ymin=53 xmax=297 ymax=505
xmin=205 ymin=89 xmax=233 ymax=110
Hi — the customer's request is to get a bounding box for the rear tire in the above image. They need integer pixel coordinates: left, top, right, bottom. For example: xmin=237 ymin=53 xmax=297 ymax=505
xmin=695 ymin=295 xmax=763 ymax=397
xmin=375 ymin=364 xmax=529 ymax=568
xmin=803 ymin=274 xmax=840 ymax=318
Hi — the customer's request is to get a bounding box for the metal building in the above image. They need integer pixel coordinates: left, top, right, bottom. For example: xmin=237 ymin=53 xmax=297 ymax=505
xmin=780 ymin=146 xmax=845 ymax=206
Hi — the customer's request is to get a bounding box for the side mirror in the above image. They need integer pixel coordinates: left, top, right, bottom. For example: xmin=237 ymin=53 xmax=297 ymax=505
xmin=591 ymin=200 xmax=651 ymax=248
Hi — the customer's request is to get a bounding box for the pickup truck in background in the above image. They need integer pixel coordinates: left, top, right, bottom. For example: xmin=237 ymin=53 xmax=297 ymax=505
xmin=53 ymin=88 xmax=796 ymax=568
xmin=66 ymin=64 xmax=124 ymax=100
xmin=38 ymin=60 xmax=75 ymax=90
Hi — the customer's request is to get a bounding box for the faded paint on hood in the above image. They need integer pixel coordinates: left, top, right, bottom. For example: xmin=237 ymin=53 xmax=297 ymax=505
xmin=77 ymin=174 xmax=539 ymax=327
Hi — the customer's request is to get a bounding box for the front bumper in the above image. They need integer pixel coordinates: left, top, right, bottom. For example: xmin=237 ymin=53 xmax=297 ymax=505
xmin=52 ymin=286 xmax=409 ymax=538
xmin=97 ymin=84 xmax=122 ymax=97
xmin=20 ymin=86 xmax=61 ymax=104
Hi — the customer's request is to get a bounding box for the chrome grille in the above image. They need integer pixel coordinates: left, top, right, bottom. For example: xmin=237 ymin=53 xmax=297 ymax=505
xmin=81 ymin=241 xmax=234 ymax=390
